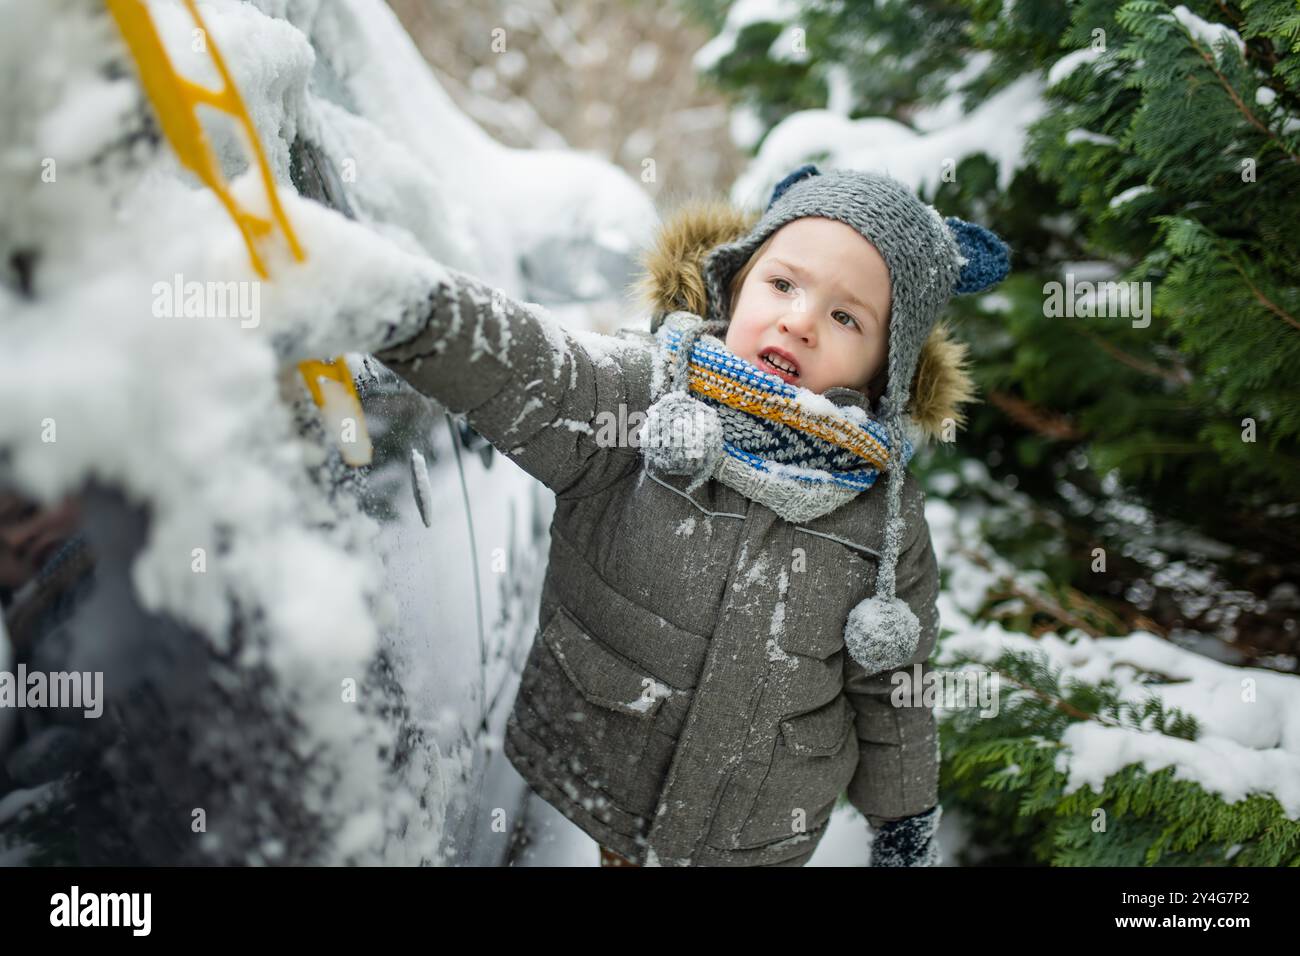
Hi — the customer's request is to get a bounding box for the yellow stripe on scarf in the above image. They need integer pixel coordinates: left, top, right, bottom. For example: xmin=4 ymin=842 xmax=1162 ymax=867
xmin=687 ymin=365 xmax=891 ymax=469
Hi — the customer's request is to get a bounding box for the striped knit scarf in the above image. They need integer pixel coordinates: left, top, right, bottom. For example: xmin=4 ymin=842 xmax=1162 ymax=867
xmin=651 ymin=319 xmax=914 ymax=522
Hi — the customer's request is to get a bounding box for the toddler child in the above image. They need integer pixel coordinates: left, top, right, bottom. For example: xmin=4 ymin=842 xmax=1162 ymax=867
xmin=370 ymin=163 xmax=1009 ymax=866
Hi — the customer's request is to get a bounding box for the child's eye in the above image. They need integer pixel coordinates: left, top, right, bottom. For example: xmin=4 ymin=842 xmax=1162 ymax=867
xmin=772 ymin=277 xmax=858 ymax=328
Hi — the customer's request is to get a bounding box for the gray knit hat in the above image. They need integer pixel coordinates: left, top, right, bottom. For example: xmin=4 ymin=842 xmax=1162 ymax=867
xmin=701 ymin=164 xmax=1009 ymax=420
xmin=645 ymin=163 xmax=1009 ymax=674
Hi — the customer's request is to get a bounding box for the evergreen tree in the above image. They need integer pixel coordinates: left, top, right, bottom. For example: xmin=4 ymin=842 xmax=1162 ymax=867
xmin=938 ymin=641 xmax=1300 ymax=865
xmin=684 ymin=0 xmax=1300 ymax=866
xmin=685 ymin=0 xmax=1300 ymax=619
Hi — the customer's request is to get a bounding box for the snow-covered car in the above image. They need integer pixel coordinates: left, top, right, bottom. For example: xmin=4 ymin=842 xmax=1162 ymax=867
xmin=0 ymin=0 xmax=655 ymax=865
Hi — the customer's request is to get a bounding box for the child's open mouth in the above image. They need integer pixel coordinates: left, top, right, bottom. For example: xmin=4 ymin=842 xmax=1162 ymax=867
xmin=757 ymin=348 xmax=800 ymax=384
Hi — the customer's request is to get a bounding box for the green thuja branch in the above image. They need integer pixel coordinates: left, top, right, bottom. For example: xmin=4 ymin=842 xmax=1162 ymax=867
xmin=937 ymin=643 xmax=1300 ymax=865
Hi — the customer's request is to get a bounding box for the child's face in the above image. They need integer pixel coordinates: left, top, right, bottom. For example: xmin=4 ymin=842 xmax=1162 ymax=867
xmin=724 ymin=216 xmax=891 ymax=397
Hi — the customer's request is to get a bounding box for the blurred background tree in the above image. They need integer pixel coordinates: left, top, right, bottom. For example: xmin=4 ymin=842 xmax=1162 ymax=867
xmin=388 ymin=0 xmax=748 ymax=202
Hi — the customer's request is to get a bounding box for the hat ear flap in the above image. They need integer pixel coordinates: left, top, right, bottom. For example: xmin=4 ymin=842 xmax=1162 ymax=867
xmin=767 ymin=163 xmax=821 ymax=210
xmin=945 ymin=217 xmax=1010 ymax=294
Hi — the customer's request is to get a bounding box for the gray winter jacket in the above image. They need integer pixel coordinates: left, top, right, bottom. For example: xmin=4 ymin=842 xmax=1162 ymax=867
xmin=373 ymin=206 xmax=956 ymax=867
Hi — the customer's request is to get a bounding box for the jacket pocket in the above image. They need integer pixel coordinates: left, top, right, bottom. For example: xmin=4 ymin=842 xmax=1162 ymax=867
xmin=519 ymin=605 xmax=672 ymax=816
xmin=732 ymin=695 xmax=858 ymax=848
xmin=779 ymin=531 xmax=878 ymax=659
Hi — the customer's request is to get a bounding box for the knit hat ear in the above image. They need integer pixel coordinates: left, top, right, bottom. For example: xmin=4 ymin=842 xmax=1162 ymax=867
xmin=944 ymin=217 xmax=1010 ymax=294
xmin=767 ymin=163 xmax=821 ymax=210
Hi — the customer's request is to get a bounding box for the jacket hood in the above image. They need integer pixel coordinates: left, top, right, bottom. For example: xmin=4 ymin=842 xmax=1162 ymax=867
xmin=630 ymin=199 xmax=979 ymax=443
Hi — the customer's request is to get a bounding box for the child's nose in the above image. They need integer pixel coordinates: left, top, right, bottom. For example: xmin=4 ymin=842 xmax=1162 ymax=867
xmin=778 ymin=303 xmax=817 ymax=342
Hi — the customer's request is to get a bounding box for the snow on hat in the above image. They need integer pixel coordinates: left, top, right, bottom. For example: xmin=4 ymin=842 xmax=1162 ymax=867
xmin=691 ymin=164 xmax=1009 ymax=674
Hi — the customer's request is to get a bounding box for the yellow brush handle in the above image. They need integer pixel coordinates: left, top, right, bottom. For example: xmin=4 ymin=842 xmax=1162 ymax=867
xmin=106 ymin=0 xmax=370 ymax=465
xmin=104 ymin=0 xmax=304 ymax=276
xmin=298 ymin=359 xmax=374 ymax=467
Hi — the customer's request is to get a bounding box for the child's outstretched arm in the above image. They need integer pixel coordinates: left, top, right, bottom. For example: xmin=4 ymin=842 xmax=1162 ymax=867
xmin=842 ymin=489 xmax=942 ymax=829
xmin=371 ymin=266 xmax=656 ymax=500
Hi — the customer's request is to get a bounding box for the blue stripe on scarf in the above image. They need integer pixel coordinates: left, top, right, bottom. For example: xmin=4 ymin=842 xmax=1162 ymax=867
xmin=662 ymin=327 xmax=915 ymax=486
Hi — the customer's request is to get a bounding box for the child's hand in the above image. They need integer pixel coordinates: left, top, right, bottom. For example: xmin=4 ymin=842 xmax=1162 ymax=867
xmin=868 ymin=804 xmax=942 ymax=866
xmin=250 ymin=192 xmax=450 ymax=367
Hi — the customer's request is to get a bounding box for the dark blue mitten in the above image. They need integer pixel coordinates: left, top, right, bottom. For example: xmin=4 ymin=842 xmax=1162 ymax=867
xmin=869 ymin=804 xmax=943 ymax=867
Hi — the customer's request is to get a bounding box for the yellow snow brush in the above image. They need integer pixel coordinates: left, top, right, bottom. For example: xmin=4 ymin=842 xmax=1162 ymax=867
xmin=106 ymin=0 xmax=372 ymax=466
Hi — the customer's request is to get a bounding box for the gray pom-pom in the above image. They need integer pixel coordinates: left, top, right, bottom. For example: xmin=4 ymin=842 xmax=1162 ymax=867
xmin=844 ymin=595 xmax=920 ymax=673
xmin=639 ymin=391 xmax=724 ymax=492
